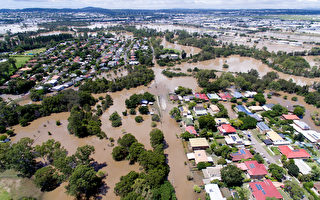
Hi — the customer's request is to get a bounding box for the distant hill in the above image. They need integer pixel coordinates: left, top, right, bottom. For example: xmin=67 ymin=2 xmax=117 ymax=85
xmin=0 ymin=8 xmax=320 ymax=16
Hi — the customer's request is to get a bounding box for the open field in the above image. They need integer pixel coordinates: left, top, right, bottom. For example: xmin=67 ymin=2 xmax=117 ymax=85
xmin=10 ymin=55 xmax=32 ymax=68
xmin=24 ymin=47 xmax=46 ymax=55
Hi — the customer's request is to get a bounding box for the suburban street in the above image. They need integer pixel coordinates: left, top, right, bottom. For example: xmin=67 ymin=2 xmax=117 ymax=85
xmin=248 ymin=130 xmax=280 ymax=165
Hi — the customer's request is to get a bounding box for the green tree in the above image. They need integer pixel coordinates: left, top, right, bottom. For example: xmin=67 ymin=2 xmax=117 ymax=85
xmin=268 ymin=163 xmax=286 ymax=181
xmin=118 ymin=134 xmax=137 ymax=148
xmin=135 ymin=116 xmax=144 ymax=123
xmin=114 ymin=171 xmax=139 ymax=197
xmin=287 ymin=162 xmax=300 ymax=177
xmin=284 ymin=180 xmax=304 ymax=200
xmin=109 ymin=111 xmax=122 ymax=127
xmin=180 ymin=131 xmax=195 ymax=141
xmin=74 ymin=145 xmax=95 ymax=165
xmin=66 ymin=165 xmax=102 ymax=198
xmin=34 ymin=166 xmax=61 ymax=191
xmin=112 ymin=146 xmax=128 ymax=161
xmin=254 ymin=93 xmax=266 ymax=105
xmin=138 ymin=106 xmax=149 ymax=115
xmin=254 ymin=153 xmax=264 ymax=164
xmin=128 ymin=142 xmax=145 ymax=164
xmin=198 ymin=114 xmax=217 ymax=131
xmin=221 ymin=165 xmax=244 ymax=187
xmin=7 ymin=137 xmax=36 ymax=177
xmin=150 ymin=129 xmax=164 ymax=149
xmin=293 ymin=106 xmax=305 ymax=117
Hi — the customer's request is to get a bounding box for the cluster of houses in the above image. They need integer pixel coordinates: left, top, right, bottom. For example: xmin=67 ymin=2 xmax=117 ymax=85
xmin=170 ymin=88 xmax=320 ymax=199
xmin=3 ymin=33 xmax=151 ymax=95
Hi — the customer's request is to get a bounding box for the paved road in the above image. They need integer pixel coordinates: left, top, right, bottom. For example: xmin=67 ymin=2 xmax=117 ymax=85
xmin=247 ymin=130 xmax=279 ymax=165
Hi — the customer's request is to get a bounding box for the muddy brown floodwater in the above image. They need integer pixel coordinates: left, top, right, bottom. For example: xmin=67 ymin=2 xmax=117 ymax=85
xmin=265 ymin=91 xmax=320 ymax=132
xmin=160 ymin=39 xmax=320 ymax=86
xmin=11 ymin=64 xmax=203 ymax=200
xmin=161 ymin=38 xmax=201 ymax=57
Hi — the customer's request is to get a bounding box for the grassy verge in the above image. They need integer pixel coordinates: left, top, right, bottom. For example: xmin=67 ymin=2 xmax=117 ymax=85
xmin=0 ymin=187 xmax=11 ymax=200
xmin=271 ymin=146 xmax=280 ymax=155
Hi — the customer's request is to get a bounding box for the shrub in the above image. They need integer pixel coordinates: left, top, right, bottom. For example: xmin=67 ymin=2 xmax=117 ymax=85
xmin=0 ymin=135 xmax=7 ymax=141
xmin=135 ymin=116 xmax=144 ymax=123
xmin=56 ymin=120 xmax=61 ymax=126
xmin=129 ymin=108 xmax=136 ymax=115
xmin=152 ymin=114 xmax=160 ymax=122
xmin=193 ymin=185 xmax=201 ymax=193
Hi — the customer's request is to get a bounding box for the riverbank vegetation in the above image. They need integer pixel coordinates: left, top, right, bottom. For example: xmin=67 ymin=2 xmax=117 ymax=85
xmin=79 ymin=66 xmax=154 ymax=93
xmin=112 ymin=129 xmax=176 ymax=199
xmin=0 ymin=138 xmax=104 ymax=198
xmin=0 ymin=89 xmax=96 ymax=130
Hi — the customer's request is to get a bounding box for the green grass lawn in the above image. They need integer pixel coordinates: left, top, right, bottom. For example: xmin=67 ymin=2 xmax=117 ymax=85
xmin=164 ymin=48 xmax=181 ymax=54
xmin=278 ymin=189 xmax=292 ymax=200
xmin=0 ymin=187 xmax=11 ymax=200
xmin=271 ymin=146 xmax=280 ymax=155
xmin=24 ymin=47 xmax=46 ymax=55
xmin=10 ymin=55 xmax=32 ymax=69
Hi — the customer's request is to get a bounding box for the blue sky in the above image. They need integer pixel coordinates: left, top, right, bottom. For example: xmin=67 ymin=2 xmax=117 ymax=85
xmin=2 ymin=0 xmax=320 ymax=9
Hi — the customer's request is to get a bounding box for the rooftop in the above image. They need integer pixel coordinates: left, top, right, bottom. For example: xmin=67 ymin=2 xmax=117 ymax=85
xmin=231 ymin=149 xmax=253 ymax=161
xmin=249 ymin=179 xmax=283 ymax=200
xmin=189 ymin=138 xmax=209 ymax=148
xmin=278 ymin=145 xmax=311 ymax=159
xmin=244 ymin=160 xmax=268 ymax=176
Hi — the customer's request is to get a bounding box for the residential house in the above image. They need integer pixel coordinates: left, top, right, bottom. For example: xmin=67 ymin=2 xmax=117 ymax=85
xmin=194 ymin=106 xmax=207 ymax=116
xmin=257 ymin=122 xmax=271 ymax=134
xmin=187 ymin=150 xmax=213 ymax=164
xmin=225 ymin=134 xmax=244 ymax=145
xmin=294 ymin=159 xmax=311 ymax=175
xmin=209 ymin=104 xmax=220 ymax=114
xmin=266 ymin=130 xmax=290 ymax=146
xmin=278 ymin=145 xmax=311 ymax=159
xmin=194 ymin=93 xmax=209 ymax=101
xmin=231 ymin=149 xmax=253 ymax=161
xmin=240 ymin=161 xmax=268 ymax=179
xmin=218 ymin=124 xmax=237 ymax=135
xmin=215 ymin=118 xmax=229 ymax=126
xmin=189 ymin=138 xmax=209 ymax=150
xmin=207 ymin=93 xmax=221 ymax=100
xmin=281 ymin=114 xmax=300 ymax=121
xmin=248 ymin=179 xmax=283 ymax=200
xmin=186 ymin=126 xmax=198 ymax=136
xmin=202 ymin=165 xmax=224 ymax=183
xmin=205 ymin=184 xmax=226 ymax=200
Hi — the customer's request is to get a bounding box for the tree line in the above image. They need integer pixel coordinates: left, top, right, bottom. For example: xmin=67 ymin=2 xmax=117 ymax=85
xmin=79 ymin=66 xmax=155 ymax=93
xmin=0 ymin=89 xmax=96 ymax=130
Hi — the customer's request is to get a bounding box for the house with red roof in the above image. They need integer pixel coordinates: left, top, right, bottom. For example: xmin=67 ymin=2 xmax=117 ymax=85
xmin=218 ymin=124 xmax=237 ymax=135
xmin=245 ymin=161 xmax=268 ymax=179
xmin=10 ymin=74 xmax=20 ymax=79
xmin=238 ymin=161 xmax=267 ymax=179
xmin=249 ymin=179 xmax=283 ymax=200
xmin=278 ymin=146 xmax=311 ymax=159
xmin=194 ymin=93 xmax=209 ymax=101
xmin=231 ymin=149 xmax=253 ymax=161
xmin=281 ymin=114 xmax=300 ymax=121
xmin=186 ymin=126 xmax=198 ymax=136
xmin=218 ymin=92 xmax=228 ymax=101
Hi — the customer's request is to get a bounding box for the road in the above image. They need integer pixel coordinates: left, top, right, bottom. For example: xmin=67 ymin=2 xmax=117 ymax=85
xmin=248 ymin=130 xmax=279 ymax=165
